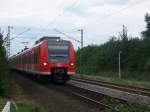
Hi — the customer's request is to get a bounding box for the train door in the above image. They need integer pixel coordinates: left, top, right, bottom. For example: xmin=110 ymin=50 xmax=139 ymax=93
xmin=31 ymin=50 xmax=34 ymax=72
xmin=33 ymin=48 xmax=38 ymax=72
xmin=30 ymin=46 xmax=40 ymax=74
xmin=25 ymin=54 xmax=28 ymax=71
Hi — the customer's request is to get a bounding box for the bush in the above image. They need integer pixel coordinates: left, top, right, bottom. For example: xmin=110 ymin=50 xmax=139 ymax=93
xmin=0 ymin=33 xmax=9 ymax=96
xmin=144 ymin=57 xmax=150 ymax=70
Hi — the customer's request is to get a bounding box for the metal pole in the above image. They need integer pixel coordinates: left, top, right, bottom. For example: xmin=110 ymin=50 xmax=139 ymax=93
xmin=8 ymin=26 xmax=10 ymax=57
xmin=77 ymin=29 xmax=83 ymax=49
xmin=80 ymin=29 xmax=83 ymax=74
xmin=119 ymin=51 xmax=122 ymax=79
xmin=81 ymin=29 xmax=83 ymax=49
xmin=78 ymin=29 xmax=83 ymax=74
xmin=6 ymin=26 xmax=13 ymax=57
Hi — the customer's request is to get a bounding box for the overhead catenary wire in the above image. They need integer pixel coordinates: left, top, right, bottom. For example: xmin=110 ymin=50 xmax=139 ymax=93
xmin=38 ymin=0 xmax=80 ymax=34
xmin=53 ymin=28 xmax=81 ymax=43
xmin=10 ymin=28 xmax=31 ymax=41
xmin=53 ymin=0 xmax=149 ymax=44
xmin=104 ymin=0 xmax=148 ymax=18
xmin=13 ymin=1 xmax=72 ymax=36
xmin=73 ymin=0 xmax=149 ymax=47
xmin=9 ymin=0 xmax=149 ymax=53
xmin=7 ymin=1 xmax=80 ymax=56
xmin=9 ymin=0 xmax=80 ymax=40
xmin=51 ymin=1 xmax=146 ymax=34
xmin=85 ymin=0 xmax=149 ymax=28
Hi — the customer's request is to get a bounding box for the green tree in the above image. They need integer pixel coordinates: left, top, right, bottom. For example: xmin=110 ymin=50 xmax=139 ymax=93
xmin=144 ymin=57 xmax=150 ymax=70
xmin=141 ymin=13 xmax=150 ymax=71
xmin=0 ymin=33 xmax=9 ymax=96
xmin=142 ymin=13 xmax=150 ymax=38
xmin=76 ymin=13 xmax=150 ymax=81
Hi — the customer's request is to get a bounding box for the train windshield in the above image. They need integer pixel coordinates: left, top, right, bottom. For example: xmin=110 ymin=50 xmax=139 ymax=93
xmin=48 ymin=43 xmax=69 ymax=61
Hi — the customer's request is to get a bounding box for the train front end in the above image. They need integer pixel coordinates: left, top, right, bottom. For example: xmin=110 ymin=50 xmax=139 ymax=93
xmin=42 ymin=37 xmax=75 ymax=83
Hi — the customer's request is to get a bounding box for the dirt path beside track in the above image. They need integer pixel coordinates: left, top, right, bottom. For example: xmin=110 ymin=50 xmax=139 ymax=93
xmin=10 ymin=72 xmax=101 ymax=112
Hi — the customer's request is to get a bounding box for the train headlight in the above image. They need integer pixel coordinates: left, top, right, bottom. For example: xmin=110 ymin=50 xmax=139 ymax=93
xmin=43 ymin=62 xmax=48 ymax=66
xmin=70 ymin=62 xmax=74 ymax=66
xmin=56 ymin=39 xmax=60 ymax=42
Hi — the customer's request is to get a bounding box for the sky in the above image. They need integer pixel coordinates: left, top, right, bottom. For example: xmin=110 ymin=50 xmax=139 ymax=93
xmin=0 ymin=0 xmax=150 ymax=55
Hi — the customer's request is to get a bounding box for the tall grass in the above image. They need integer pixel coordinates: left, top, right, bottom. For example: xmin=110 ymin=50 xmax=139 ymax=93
xmin=77 ymin=66 xmax=150 ymax=82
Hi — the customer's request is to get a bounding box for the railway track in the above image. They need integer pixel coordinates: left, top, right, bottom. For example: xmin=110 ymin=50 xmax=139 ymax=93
xmin=69 ymin=77 xmax=150 ymax=105
xmin=12 ymin=71 xmax=150 ymax=111
xmin=50 ymin=84 xmax=118 ymax=112
xmin=72 ymin=77 xmax=150 ymax=96
xmin=13 ymin=71 xmax=117 ymax=112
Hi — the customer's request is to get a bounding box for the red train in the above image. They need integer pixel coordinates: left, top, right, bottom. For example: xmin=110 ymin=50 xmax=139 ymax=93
xmin=9 ymin=36 xmax=75 ymax=83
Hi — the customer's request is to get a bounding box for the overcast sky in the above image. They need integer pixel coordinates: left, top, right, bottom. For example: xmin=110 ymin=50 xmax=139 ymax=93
xmin=0 ymin=0 xmax=150 ymax=55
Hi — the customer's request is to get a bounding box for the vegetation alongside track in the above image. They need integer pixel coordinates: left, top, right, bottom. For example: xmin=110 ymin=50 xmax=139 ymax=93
xmin=0 ymin=33 xmax=10 ymax=97
xmin=10 ymin=72 xmax=150 ymax=112
xmin=0 ymin=34 xmax=32 ymax=112
xmin=11 ymin=103 xmax=40 ymax=112
xmin=76 ymin=73 xmax=150 ymax=89
xmin=104 ymin=97 xmax=150 ymax=112
xmin=0 ymin=98 xmax=6 ymax=111
xmin=0 ymin=99 xmax=36 ymax=112
xmin=76 ymin=13 xmax=150 ymax=84
xmin=109 ymin=100 xmax=150 ymax=112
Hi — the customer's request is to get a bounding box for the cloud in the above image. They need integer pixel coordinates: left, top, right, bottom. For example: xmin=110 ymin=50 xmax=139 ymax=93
xmin=0 ymin=0 xmax=150 ymax=55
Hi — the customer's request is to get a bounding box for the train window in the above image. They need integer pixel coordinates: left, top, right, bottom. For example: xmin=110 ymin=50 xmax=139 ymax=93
xmin=24 ymin=56 xmax=25 ymax=64
xmin=27 ymin=54 xmax=29 ymax=64
xmin=22 ymin=57 xmax=23 ymax=64
xmin=38 ymin=47 xmax=40 ymax=63
xmin=20 ymin=56 xmax=22 ymax=64
xmin=19 ymin=57 xmax=21 ymax=64
xmin=33 ymin=53 xmax=37 ymax=64
xmin=17 ymin=58 xmax=18 ymax=64
xmin=26 ymin=55 xmax=28 ymax=64
xmin=48 ymin=44 xmax=69 ymax=61
xmin=48 ymin=45 xmax=68 ymax=50
xmin=27 ymin=54 xmax=30 ymax=64
xmin=18 ymin=57 xmax=19 ymax=64
xmin=29 ymin=52 xmax=31 ymax=64
xmin=23 ymin=55 xmax=25 ymax=64
xmin=29 ymin=54 xmax=31 ymax=64
xmin=21 ymin=56 xmax=23 ymax=64
xmin=35 ymin=48 xmax=39 ymax=64
xmin=25 ymin=55 xmax=27 ymax=64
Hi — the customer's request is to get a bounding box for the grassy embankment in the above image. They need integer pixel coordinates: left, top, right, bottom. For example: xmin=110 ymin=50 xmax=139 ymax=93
xmin=0 ymin=79 xmax=40 ymax=112
xmin=11 ymin=103 xmax=39 ymax=112
xmin=75 ymin=72 xmax=150 ymax=112
xmin=0 ymin=98 xmax=38 ymax=112
xmin=76 ymin=71 xmax=150 ymax=89
xmin=0 ymin=98 xmax=6 ymax=111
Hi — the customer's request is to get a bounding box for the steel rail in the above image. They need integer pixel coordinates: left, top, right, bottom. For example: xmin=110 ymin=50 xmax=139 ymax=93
xmin=72 ymin=77 xmax=150 ymax=96
xmin=70 ymin=77 xmax=150 ymax=105
xmin=52 ymin=84 xmax=117 ymax=112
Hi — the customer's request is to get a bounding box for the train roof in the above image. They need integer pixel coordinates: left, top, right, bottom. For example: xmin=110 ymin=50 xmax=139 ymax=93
xmin=35 ymin=36 xmax=70 ymax=45
xmin=9 ymin=36 xmax=70 ymax=59
xmin=35 ymin=36 xmax=61 ymax=44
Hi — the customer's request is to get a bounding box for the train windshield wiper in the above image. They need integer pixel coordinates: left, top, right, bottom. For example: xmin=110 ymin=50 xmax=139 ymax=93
xmin=50 ymin=55 xmax=68 ymax=60
xmin=50 ymin=54 xmax=68 ymax=57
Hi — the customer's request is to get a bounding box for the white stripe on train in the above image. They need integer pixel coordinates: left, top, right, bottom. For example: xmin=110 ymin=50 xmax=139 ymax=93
xmin=11 ymin=67 xmax=75 ymax=75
